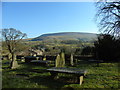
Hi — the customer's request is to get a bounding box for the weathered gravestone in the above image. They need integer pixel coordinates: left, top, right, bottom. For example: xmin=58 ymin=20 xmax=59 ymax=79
xmin=55 ymin=52 xmax=65 ymax=67
xmin=70 ymin=53 xmax=74 ymax=66
xmin=10 ymin=54 xmax=19 ymax=69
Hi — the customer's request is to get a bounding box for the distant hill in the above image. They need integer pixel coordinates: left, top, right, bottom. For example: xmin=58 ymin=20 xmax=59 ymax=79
xmin=22 ymin=38 xmax=33 ymax=41
xmin=31 ymin=32 xmax=97 ymax=42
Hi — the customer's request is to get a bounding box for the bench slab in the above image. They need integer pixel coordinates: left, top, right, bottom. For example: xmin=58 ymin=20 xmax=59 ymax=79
xmin=46 ymin=67 xmax=87 ymax=85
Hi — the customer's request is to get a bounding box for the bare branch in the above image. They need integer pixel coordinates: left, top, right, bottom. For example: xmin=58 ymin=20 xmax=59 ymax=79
xmin=95 ymin=1 xmax=120 ymax=37
xmin=2 ymin=28 xmax=27 ymax=55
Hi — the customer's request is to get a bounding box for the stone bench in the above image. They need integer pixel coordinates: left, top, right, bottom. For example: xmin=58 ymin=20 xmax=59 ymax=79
xmin=46 ymin=67 xmax=87 ymax=85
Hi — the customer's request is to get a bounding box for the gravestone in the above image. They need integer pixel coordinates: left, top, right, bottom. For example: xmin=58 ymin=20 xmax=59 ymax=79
xmin=70 ymin=54 xmax=74 ymax=66
xmin=55 ymin=52 xmax=65 ymax=67
xmin=10 ymin=54 xmax=19 ymax=69
xmin=61 ymin=52 xmax=65 ymax=67
xmin=11 ymin=60 xmax=19 ymax=69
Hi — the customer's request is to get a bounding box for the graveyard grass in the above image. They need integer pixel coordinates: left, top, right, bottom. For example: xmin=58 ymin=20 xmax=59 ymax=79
xmin=2 ymin=59 xmax=119 ymax=89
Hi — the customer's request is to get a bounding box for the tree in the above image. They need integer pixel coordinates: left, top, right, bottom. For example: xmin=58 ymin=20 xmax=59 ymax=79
xmin=81 ymin=46 xmax=94 ymax=56
xmin=94 ymin=34 xmax=120 ymax=62
xmin=95 ymin=1 xmax=120 ymax=36
xmin=2 ymin=28 xmax=27 ymax=68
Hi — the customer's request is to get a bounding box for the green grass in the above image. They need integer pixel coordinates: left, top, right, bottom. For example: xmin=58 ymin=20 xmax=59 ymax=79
xmin=2 ymin=59 xmax=119 ymax=89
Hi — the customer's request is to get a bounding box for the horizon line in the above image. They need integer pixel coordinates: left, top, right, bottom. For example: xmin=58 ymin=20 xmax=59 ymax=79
xmin=28 ymin=31 xmax=99 ymax=39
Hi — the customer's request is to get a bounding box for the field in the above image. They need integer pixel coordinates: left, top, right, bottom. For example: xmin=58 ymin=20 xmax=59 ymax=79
xmin=2 ymin=59 xmax=119 ymax=89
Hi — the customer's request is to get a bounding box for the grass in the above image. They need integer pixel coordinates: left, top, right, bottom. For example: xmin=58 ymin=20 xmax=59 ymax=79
xmin=2 ymin=59 xmax=119 ymax=89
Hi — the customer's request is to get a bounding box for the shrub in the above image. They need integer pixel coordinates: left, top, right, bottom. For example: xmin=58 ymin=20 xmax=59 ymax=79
xmin=94 ymin=34 xmax=120 ymax=62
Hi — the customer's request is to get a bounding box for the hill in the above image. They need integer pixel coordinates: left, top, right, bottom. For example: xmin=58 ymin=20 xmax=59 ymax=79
xmin=31 ymin=32 xmax=97 ymax=42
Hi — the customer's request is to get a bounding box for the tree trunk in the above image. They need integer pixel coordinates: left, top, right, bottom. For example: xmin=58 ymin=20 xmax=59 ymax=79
xmin=12 ymin=53 xmax=16 ymax=61
xmin=10 ymin=53 xmax=19 ymax=69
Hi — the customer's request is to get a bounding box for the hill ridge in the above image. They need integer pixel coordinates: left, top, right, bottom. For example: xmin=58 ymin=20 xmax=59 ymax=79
xmin=31 ymin=32 xmax=97 ymax=41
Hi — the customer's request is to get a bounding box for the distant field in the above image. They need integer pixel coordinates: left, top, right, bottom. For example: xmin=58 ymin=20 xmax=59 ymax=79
xmin=2 ymin=60 xmax=119 ymax=89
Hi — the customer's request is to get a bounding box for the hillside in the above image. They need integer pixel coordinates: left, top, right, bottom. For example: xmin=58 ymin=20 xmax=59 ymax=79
xmin=31 ymin=32 xmax=97 ymax=42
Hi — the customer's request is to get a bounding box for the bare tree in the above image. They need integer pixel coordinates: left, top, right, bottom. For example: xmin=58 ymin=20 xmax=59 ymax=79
xmin=2 ymin=28 xmax=27 ymax=68
xmin=95 ymin=0 xmax=120 ymax=37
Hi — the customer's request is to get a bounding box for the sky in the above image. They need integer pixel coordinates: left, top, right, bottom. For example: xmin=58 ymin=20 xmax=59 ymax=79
xmin=2 ymin=2 xmax=99 ymax=38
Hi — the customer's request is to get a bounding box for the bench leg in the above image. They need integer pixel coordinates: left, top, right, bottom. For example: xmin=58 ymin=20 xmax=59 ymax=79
xmin=77 ymin=76 xmax=83 ymax=85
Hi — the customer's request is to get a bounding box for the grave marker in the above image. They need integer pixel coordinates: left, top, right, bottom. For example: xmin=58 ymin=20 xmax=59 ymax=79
xmin=55 ymin=52 xmax=65 ymax=67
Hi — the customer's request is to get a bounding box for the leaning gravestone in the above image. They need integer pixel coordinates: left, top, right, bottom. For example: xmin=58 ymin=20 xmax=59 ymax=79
xmin=55 ymin=52 xmax=65 ymax=67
